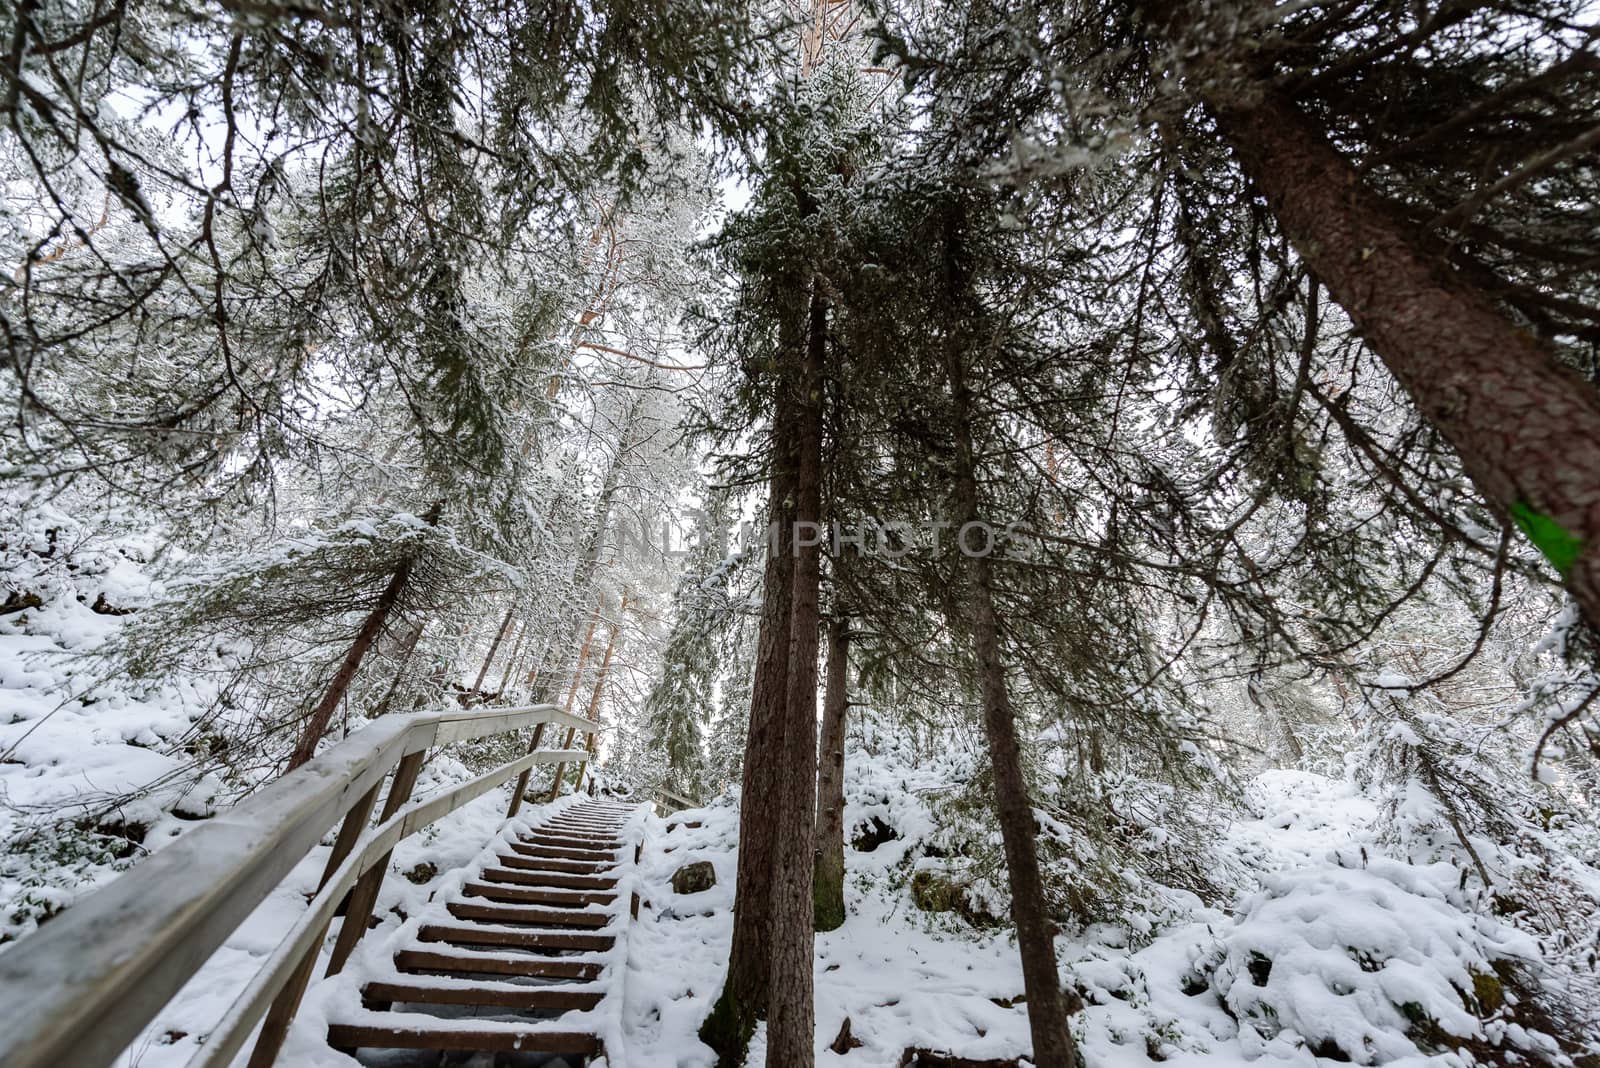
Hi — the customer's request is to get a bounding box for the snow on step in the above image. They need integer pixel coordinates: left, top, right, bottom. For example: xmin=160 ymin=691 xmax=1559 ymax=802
xmin=308 ymin=796 xmax=646 ymax=1063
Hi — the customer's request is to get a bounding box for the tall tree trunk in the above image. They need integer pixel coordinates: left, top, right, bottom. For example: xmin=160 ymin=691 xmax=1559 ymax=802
xmin=766 ymin=288 xmax=827 ymax=1067
xmin=700 ymin=325 xmax=805 ymax=1067
xmin=564 ymin=607 xmax=603 ymax=711
xmin=575 ymin=602 xmax=624 ymax=794
xmin=813 ymin=614 xmax=850 ymax=931
xmin=533 ymin=417 xmax=632 ymax=707
xmin=287 ymin=559 xmax=413 ymax=771
xmin=941 ymin=221 xmax=1080 ymax=1068
xmin=1200 ymin=81 xmax=1600 ymax=624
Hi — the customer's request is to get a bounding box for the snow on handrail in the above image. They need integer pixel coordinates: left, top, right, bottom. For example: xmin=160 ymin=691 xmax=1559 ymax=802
xmin=0 ymin=703 xmax=598 ymax=1068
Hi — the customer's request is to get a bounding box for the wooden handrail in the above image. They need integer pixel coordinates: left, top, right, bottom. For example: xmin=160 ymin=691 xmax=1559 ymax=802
xmin=0 ymin=703 xmax=599 ymax=1068
xmin=651 ymin=783 xmax=702 ymax=812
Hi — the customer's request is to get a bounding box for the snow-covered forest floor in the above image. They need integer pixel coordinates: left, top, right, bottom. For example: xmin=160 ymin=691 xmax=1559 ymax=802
xmin=626 ymin=741 xmax=1599 ymax=1067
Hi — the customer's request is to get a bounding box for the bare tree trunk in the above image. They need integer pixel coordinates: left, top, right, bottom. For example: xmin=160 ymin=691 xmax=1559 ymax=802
xmin=497 ymin=621 xmax=527 ymax=694
xmin=701 ymin=334 xmax=804 ymax=1068
xmin=370 ymin=621 xmax=426 ymax=717
xmin=533 ymin=426 xmax=631 ymax=706
xmin=471 ymin=605 xmax=516 ymax=697
xmin=544 ymin=605 xmax=603 ymax=799
xmin=564 ymin=608 xmax=602 ymax=711
xmin=523 ymin=633 xmax=551 ymax=689
xmin=941 ymin=221 xmax=1079 ymax=1068
xmin=1247 ymin=675 xmax=1304 ymax=764
xmin=766 ymin=288 xmax=827 ymax=1067
xmin=813 ymin=615 xmax=850 ymax=931
xmin=287 ymin=559 xmax=413 ymax=771
xmin=575 ymin=603 xmax=624 ymax=793
xmin=1202 ymin=82 xmax=1600 ymax=625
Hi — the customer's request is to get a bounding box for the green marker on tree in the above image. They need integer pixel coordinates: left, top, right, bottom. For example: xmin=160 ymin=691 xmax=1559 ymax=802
xmin=1510 ymin=499 xmax=1584 ymax=577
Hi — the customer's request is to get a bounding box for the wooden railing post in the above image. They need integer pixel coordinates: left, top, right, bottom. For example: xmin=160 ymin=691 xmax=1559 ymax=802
xmin=573 ymin=728 xmax=600 ymax=794
xmin=505 ymin=722 xmax=547 ymax=818
xmin=323 ymin=749 xmax=426 ymax=978
xmin=246 ymin=777 xmax=382 ymax=1068
xmin=545 ymin=726 xmax=579 ymax=801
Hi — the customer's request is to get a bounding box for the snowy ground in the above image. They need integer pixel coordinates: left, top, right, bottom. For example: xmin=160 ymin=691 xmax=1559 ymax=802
xmin=622 ymin=762 xmax=1581 ymax=1067
xmin=0 ymin=501 xmax=232 ymax=945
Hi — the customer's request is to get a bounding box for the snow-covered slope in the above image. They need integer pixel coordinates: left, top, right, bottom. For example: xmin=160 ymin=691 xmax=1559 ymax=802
xmin=622 ymin=753 xmax=1597 ymax=1067
xmin=1 ymin=499 xmax=230 ymax=944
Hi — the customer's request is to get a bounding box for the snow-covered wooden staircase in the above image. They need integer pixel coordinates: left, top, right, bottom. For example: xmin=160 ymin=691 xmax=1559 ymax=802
xmin=323 ymin=798 xmax=642 ymax=1064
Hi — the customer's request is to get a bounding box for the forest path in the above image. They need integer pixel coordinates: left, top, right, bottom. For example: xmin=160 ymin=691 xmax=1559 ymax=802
xmin=308 ymin=797 xmax=645 ymax=1067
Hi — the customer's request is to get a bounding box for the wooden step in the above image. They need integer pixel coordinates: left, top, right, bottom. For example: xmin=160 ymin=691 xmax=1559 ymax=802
xmin=521 ymin=829 xmax=619 ymax=845
xmin=328 ymin=1023 xmax=598 ymax=1056
xmin=462 ymin=881 xmax=615 ymax=908
xmin=497 ymin=853 xmax=616 ymax=875
xmin=447 ymin=901 xmax=610 ymax=928
xmin=523 ymin=829 xmax=620 ymax=847
xmin=362 ymin=980 xmax=603 ymax=1012
xmin=510 ymin=840 xmax=618 ymax=861
xmin=531 ymin=831 xmax=617 ymax=844
xmin=479 ymin=867 xmax=617 ymax=891
xmin=542 ymin=816 xmax=626 ymax=829
xmin=418 ymin=923 xmax=613 ymax=951
xmin=394 ymin=949 xmax=602 ymax=980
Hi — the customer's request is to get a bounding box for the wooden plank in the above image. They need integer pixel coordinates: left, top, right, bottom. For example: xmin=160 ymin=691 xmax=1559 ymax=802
xmin=418 ymin=924 xmax=613 ymax=951
xmin=478 ymin=867 xmax=617 ymax=891
xmin=505 ymin=722 xmax=547 ymax=818
xmin=509 ymin=841 xmax=618 ymax=861
xmin=326 ymin=1023 xmax=598 ymax=1056
xmin=321 ymin=748 xmax=428 ymax=980
xmin=518 ymin=832 xmax=619 ymax=850
xmin=495 ymin=854 xmax=617 ymax=875
xmin=247 ymin=736 xmax=403 ymax=1068
xmin=432 ymin=704 xmax=597 ymax=746
xmin=532 ymin=827 xmax=624 ymax=844
xmin=362 ymin=981 xmax=603 ymax=1011
xmin=461 ymin=882 xmax=615 ymax=908
xmin=394 ymin=950 xmax=601 ymax=981
xmin=447 ymin=901 xmax=610 ymax=928
xmin=654 ymin=785 xmax=700 ymax=808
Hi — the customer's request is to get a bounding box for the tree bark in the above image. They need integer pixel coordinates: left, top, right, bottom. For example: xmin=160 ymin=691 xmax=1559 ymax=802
xmin=574 ymin=595 xmax=625 ymax=793
xmin=471 ymin=605 xmax=516 ymax=696
xmin=370 ymin=620 xmax=426 ymax=717
xmin=547 ymin=602 xmax=608 ymax=799
xmin=765 ymin=287 xmax=827 ymax=1067
xmin=563 ymin=607 xmax=602 ymax=711
xmin=813 ymin=614 xmax=850 ymax=931
xmin=700 ymin=314 xmax=806 ymax=1067
xmin=287 ymin=558 xmax=413 ymax=771
xmin=1201 ymin=81 xmax=1600 ymax=625
xmin=587 ymin=604 xmax=624 ymax=722
xmin=497 ymin=620 xmax=527 ymax=694
xmin=941 ymin=217 xmax=1079 ymax=1068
